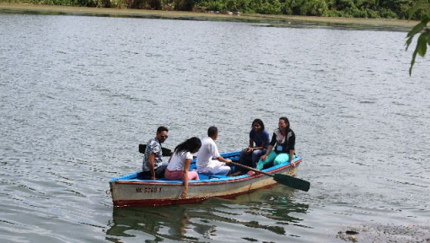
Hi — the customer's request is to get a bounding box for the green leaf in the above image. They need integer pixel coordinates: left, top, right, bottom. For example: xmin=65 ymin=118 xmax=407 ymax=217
xmin=409 ymin=48 xmax=418 ymax=76
xmin=405 ymin=35 xmax=414 ymax=50
xmin=409 ymin=30 xmax=428 ymax=76
xmin=427 ymin=30 xmax=430 ymax=46
xmin=409 ymin=0 xmax=425 ymax=20
xmin=420 ymin=14 xmax=430 ymax=23
xmin=407 ymin=22 xmax=425 ymax=38
xmin=417 ymin=33 xmax=428 ymax=57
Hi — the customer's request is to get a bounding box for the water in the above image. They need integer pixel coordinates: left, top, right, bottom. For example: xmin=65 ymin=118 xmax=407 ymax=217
xmin=0 ymin=13 xmax=429 ymax=242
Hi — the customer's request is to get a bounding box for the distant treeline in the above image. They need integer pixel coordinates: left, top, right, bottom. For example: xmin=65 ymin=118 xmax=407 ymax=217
xmin=3 ymin=0 xmax=429 ymax=19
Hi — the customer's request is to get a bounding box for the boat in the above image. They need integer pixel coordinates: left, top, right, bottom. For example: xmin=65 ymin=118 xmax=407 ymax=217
xmin=109 ymin=150 xmax=307 ymax=207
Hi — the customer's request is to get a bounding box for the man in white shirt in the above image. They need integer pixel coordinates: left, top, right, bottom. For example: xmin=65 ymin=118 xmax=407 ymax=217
xmin=197 ymin=126 xmax=232 ymax=175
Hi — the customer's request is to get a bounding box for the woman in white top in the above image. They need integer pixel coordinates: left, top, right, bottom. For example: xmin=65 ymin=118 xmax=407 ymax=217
xmin=165 ymin=137 xmax=201 ymax=198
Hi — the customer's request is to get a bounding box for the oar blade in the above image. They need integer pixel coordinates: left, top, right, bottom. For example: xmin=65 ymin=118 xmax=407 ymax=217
xmin=162 ymin=147 xmax=172 ymax=156
xmin=139 ymin=144 xmax=146 ymax=154
xmin=138 ymin=144 xmax=172 ymax=156
xmin=274 ymin=174 xmax=310 ymax=192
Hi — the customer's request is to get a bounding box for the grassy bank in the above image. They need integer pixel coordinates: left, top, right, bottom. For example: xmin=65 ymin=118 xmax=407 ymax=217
xmin=0 ymin=3 xmax=419 ymax=31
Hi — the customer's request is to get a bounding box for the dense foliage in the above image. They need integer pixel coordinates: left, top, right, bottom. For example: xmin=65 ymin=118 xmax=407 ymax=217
xmin=3 ymin=0 xmax=428 ymax=20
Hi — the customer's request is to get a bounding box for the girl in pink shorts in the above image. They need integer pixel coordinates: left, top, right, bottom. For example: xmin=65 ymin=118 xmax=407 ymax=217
xmin=165 ymin=137 xmax=201 ymax=198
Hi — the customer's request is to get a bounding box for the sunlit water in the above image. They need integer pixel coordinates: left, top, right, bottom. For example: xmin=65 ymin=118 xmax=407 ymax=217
xmin=0 ymin=13 xmax=429 ymax=242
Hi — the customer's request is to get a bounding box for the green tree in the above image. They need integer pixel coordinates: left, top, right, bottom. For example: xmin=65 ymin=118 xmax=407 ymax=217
xmin=405 ymin=0 xmax=429 ymax=75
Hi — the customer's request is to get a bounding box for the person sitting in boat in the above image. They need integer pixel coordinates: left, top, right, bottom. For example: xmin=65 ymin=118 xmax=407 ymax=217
xmin=141 ymin=126 xmax=169 ymax=180
xmin=196 ymin=126 xmax=232 ymax=176
xmin=257 ymin=117 xmax=295 ymax=170
xmin=165 ymin=137 xmax=202 ymax=198
xmin=236 ymin=119 xmax=270 ymax=174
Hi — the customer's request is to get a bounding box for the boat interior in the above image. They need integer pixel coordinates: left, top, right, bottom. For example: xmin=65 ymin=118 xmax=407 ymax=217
xmin=110 ymin=151 xmax=297 ymax=183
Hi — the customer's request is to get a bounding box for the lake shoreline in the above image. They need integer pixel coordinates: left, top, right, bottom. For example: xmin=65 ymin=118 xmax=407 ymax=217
xmin=0 ymin=3 xmax=418 ymax=31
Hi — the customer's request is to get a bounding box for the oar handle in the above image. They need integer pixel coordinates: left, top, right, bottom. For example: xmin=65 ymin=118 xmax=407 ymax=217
xmin=229 ymin=160 xmax=310 ymax=192
xmin=228 ymin=160 xmax=274 ymax=177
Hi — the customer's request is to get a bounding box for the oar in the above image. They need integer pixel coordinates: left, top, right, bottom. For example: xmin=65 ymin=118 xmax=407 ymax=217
xmin=228 ymin=160 xmax=310 ymax=192
xmin=139 ymin=144 xmax=172 ymax=156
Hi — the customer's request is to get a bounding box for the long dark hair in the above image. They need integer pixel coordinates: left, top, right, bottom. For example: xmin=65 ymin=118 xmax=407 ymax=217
xmin=251 ymin=118 xmax=265 ymax=131
xmin=279 ymin=116 xmax=290 ymax=132
xmin=174 ymin=137 xmax=202 ymax=154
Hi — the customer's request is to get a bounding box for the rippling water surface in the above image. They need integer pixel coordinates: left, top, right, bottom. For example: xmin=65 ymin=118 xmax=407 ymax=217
xmin=0 ymin=13 xmax=429 ymax=242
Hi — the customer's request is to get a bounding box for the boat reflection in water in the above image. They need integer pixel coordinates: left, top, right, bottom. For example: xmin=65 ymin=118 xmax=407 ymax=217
xmin=106 ymin=185 xmax=309 ymax=242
